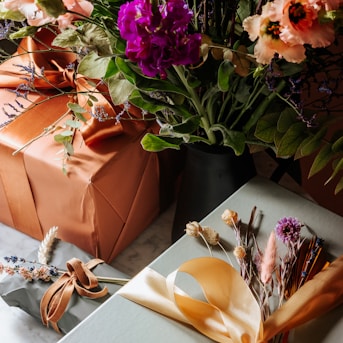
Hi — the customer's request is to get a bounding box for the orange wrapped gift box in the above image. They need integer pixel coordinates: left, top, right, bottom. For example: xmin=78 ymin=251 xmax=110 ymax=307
xmin=0 ymin=32 xmax=160 ymax=262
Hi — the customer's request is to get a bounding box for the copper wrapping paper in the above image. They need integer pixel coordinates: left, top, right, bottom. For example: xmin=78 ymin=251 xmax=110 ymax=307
xmin=0 ymin=32 xmax=160 ymax=262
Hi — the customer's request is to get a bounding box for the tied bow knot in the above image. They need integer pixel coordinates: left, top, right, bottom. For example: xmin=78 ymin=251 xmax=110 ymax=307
xmin=40 ymin=258 xmax=108 ymax=333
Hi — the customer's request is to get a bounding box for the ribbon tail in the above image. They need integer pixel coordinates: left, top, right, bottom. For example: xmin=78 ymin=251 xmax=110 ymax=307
xmin=117 ymin=267 xmax=188 ymax=324
xmin=262 ymin=254 xmax=343 ymax=342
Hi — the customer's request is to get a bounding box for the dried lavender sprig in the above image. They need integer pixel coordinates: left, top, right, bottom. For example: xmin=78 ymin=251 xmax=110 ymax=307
xmin=0 ymin=257 xmax=130 ymax=285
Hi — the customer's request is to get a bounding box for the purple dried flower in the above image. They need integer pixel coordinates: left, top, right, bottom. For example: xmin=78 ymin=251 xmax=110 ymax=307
xmin=275 ymin=217 xmax=302 ymax=244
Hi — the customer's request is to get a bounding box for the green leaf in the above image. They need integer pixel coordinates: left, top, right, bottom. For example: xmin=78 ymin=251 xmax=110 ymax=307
xmin=332 ymin=135 xmax=343 ymax=153
xmin=211 ymin=124 xmax=246 ymax=155
xmin=107 ymin=77 xmax=135 ymax=105
xmin=104 ymin=59 xmax=119 ymax=79
xmin=309 ymin=144 xmax=335 ymax=177
xmin=64 ymin=141 xmax=74 ymax=155
xmin=60 ymin=130 xmax=74 ymax=137
xmin=36 ymin=0 xmax=66 ymax=18
xmin=217 ymin=60 xmax=234 ymax=92
xmin=53 ymin=24 xmax=113 ymax=56
xmin=277 ymin=122 xmax=306 ymax=157
xmin=68 ymin=102 xmax=87 ymax=113
xmin=325 ymin=157 xmax=343 ymax=185
xmin=334 ymin=176 xmax=343 ymax=194
xmin=170 ymin=117 xmax=201 ymax=135
xmin=54 ymin=133 xmax=71 ymax=143
xmin=141 ymin=133 xmax=182 ymax=152
xmin=254 ymin=113 xmax=279 ymax=143
xmin=277 ymin=108 xmax=297 ymax=133
xmin=116 ymin=57 xmax=190 ymax=97
xmin=0 ymin=8 xmax=25 ymax=21
xmin=78 ymin=52 xmax=111 ymax=79
xmin=295 ymin=127 xmax=327 ymax=159
xmin=66 ymin=119 xmax=82 ymax=129
xmin=129 ymin=89 xmax=193 ymax=118
xmin=74 ymin=112 xmax=88 ymax=123
xmin=9 ymin=26 xmax=38 ymax=39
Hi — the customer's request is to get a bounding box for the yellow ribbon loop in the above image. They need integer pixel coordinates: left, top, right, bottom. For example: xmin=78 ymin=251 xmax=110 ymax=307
xmin=119 ymin=255 xmax=343 ymax=343
xmin=40 ymin=258 xmax=108 ymax=333
xmin=118 ymin=257 xmax=263 ymax=343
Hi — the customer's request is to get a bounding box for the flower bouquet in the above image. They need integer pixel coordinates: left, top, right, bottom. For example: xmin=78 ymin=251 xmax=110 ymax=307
xmin=0 ymin=0 xmax=342 ymax=192
xmin=118 ymin=208 xmax=343 ymax=342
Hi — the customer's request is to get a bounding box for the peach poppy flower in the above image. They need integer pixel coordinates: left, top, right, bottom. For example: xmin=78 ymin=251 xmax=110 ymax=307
xmin=57 ymin=1 xmax=94 ymax=29
xmin=3 ymin=0 xmax=93 ymax=29
xmin=3 ymin=0 xmax=54 ymax=26
xmin=243 ymin=2 xmax=306 ymax=64
xmin=271 ymin=0 xmax=335 ymax=48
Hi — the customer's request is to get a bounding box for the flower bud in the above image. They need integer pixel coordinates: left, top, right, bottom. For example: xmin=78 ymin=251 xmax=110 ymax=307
xmin=233 ymin=246 xmax=246 ymax=260
xmin=36 ymin=0 xmax=66 ymax=18
xmin=221 ymin=209 xmax=238 ymax=226
xmin=202 ymin=226 xmax=219 ymax=245
xmin=185 ymin=221 xmax=202 ymax=237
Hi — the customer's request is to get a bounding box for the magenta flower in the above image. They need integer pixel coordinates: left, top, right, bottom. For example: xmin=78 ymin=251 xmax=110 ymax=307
xmin=117 ymin=0 xmax=201 ymax=78
xmin=275 ymin=216 xmax=302 ymax=244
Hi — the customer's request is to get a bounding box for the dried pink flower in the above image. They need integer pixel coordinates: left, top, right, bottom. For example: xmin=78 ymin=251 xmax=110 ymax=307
xmin=261 ymin=231 xmax=277 ymax=284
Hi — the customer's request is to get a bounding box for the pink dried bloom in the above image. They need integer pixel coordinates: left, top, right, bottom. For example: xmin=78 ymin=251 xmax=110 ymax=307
xmin=4 ymin=266 xmax=15 ymax=275
xmin=275 ymin=216 xmax=302 ymax=244
xmin=19 ymin=267 xmax=34 ymax=281
xmin=0 ymin=262 xmax=4 ymax=273
xmin=261 ymin=231 xmax=277 ymax=284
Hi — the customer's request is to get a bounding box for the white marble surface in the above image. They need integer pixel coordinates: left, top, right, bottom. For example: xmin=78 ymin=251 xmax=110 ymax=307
xmin=0 ymin=203 xmax=174 ymax=342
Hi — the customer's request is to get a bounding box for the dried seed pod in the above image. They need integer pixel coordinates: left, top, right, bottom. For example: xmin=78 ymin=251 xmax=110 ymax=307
xmin=202 ymin=226 xmax=220 ymax=245
xmin=221 ymin=209 xmax=238 ymax=226
xmin=234 ymin=246 xmax=246 ymax=260
xmin=185 ymin=221 xmax=203 ymax=237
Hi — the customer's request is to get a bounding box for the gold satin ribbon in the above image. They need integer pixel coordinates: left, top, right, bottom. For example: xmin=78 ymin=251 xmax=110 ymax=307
xmin=40 ymin=258 xmax=108 ymax=333
xmin=118 ymin=255 xmax=343 ymax=343
xmin=118 ymin=257 xmax=263 ymax=343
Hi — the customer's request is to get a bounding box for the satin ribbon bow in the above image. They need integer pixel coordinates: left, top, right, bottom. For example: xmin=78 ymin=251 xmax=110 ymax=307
xmin=119 ymin=257 xmax=263 ymax=343
xmin=40 ymin=257 xmax=108 ymax=333
xmin=118 ymin=255 xmax=343 ymax=343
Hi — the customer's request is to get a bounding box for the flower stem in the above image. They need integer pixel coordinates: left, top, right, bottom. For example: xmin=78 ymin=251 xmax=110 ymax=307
xmin=173 ymin=65 xmax=217 ymax=144
xmin=242 ymin=79 xmax=287 ymax=133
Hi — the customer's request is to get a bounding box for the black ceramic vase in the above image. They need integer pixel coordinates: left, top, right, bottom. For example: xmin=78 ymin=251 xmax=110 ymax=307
xmin=172 ymin=143 xmax=256 ymax=242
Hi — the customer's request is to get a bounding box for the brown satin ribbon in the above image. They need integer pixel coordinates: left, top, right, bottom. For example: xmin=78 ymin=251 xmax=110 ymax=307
xmin=40 ymin=258 xmax=108 ymax=333
xmin=0 ymin=29 xmax=123 ymax=237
